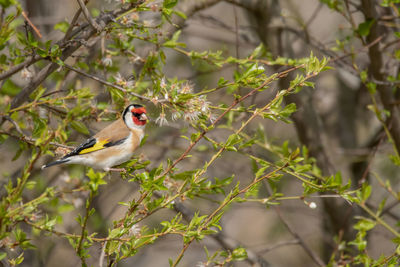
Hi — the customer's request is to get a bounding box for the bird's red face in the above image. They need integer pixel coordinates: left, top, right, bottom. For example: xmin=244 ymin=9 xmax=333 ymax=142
xmin=131 ymin=106 xmax=147 ymax=126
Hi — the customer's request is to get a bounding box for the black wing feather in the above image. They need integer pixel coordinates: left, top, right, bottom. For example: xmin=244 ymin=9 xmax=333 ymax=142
xmin=63 ymin=137 xmax=127 ymax=158
xmin=104 ymin=138 xmax=127 ymax=147
xmin=63 ymin=138 xmax=97 ymax=158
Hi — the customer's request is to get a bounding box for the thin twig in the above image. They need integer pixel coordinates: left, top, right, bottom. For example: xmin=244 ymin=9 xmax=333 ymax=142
xmin=76 ymin=0 xmax=102 ymax=32
xmin=0 ymin=130 xmax=73 ymax=150
xmin=172 ymin=163 xmax=289 ymax=267
xmin=21 ymin=11 xmax=42 ymax=38
xmin=274 ymin=206 xmax=325 ymax=267
xmin=169 ymin=195 xmax=272 ymax=267
xmin=2 ymin=1 xmax=145 ymax=126
xmin=77 ymin=191 xmax=94 ymax=266
xmin=0 ymin=55 xmax=41 ymax=81
xmin=160 ymin=64 xmax=304 ymax=178
xmin=63 ymin=0 xmax=88 ymax=41
xmin=255 ymin=239 xmax=300 ymax=254
xmin=1 ymin=116 xmax=74 ymax=149
xmin=63 ymin=64 xmax=152 ymax=101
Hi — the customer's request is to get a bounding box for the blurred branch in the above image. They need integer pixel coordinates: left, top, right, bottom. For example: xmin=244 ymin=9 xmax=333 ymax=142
xmin=274 ymin=206 xmax=325 ymax=267
xmin=0 ymin=55 xmax=41 ymax=81
xmin=255 ymin=239 xmax=300 ymax=254
xmin=76 ymin=0 xmax=102 ymax=32
xmin=21 ymin=10 xmax=42 ymax=38
xmin=361 ymin=0 xmax=400 ymax=154
xmin=166 ymin=0 xmax=223 ymax=38
xmin=63 ymin=0 xmax=87 ymax=41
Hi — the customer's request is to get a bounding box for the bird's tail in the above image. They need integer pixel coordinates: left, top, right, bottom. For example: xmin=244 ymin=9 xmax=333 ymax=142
xmin=41 ymin=158 xmax=70 ymax=170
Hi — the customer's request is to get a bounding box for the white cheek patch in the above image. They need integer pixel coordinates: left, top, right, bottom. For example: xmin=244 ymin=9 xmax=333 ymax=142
xmin=124 ymin=111 xmax=135 ymax=129
xmin=124 ymin=110 xmax=146 ymax=132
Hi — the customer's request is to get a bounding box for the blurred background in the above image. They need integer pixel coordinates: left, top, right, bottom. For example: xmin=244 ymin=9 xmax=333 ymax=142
xmin=1 ymin=0 xmax=400 ymax=266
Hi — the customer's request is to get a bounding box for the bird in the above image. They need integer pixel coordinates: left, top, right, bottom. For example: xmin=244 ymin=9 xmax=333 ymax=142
xmin=41 ymin=104 xmax=148 ymax=172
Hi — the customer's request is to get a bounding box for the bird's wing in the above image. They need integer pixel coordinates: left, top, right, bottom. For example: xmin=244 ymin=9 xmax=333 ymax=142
xmin=64 ymin=119 xmax=129 ymax=158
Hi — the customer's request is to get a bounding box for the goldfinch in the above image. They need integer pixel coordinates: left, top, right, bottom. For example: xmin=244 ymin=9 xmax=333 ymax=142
xmin=42 ymin=104 xmax=148 ymax=171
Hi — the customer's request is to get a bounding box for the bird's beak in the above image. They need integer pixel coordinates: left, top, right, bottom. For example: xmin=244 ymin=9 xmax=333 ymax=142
xmin=139 ymin=113 xmax=148 ymax=121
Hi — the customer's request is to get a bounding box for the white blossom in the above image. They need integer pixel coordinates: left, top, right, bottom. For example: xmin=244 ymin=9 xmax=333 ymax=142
xmin=180 ymin=82 xmax=193 ymax=94
xmin=101 ymin=55 xmax=112 ymax=66
xmin=171 ymin=111 xmax=182 ymax=121
xmin=114 ymin=73 xmax=125 ymax=86
xmin=184 ymin=110 xmax=200 ymax=122
xmin=160 ymin=77 xmax=167 ymax=89
xmin=129 ymin=224 xmax=141 ymax=237
xmin=155 ymin=113 xmax=168 ymax=126
xmin=198 ymin=96 xmax=210 ymax=113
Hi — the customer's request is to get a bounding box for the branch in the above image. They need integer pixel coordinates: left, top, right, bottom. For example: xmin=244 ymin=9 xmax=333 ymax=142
xmin=63 ymin=64 xmax=152 ymax=101
xmin=274 ymin=206 xmax=325 ymax=267
xmin=21 ymin=11 xmax=42 ymax=38
xmin=255 ymin=239 xmax=300 ymax=254
xmin=2 ymin=1 xmax=145 ymax=124
xmin=0 ymin=55 xmax=41 ymax=81
xmin=163 ymin=0 xmax=223 ymax=39
xmin=1 ymin=116 xmax=73 ymax=149
xmin=76 ymin=0 xmax=102 ymax=32
xmin=171 ymin=199 xmax=272 ymax=267
xmin=361 ymin=0 xmax=400 ymax=154
xmin=63 ymin=0 xmax=87 ymax=41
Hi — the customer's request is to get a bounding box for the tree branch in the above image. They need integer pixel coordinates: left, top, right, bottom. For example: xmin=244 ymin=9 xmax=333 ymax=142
xmin=361 ymin=0 xmax=400 ymax=154
xmin=2 ymin=1 xmax=145 ymax=125
xmin=63 ymin=64 xmax=152 ymax=101
xmin=76 ymin=0 xmax=102 ymax=32
xmin=172 ymin=200 xmax=272 ymax=267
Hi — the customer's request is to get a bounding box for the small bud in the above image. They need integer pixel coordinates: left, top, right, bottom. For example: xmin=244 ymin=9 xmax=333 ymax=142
xmin=309 ymin=202 xmax=317 ymax=209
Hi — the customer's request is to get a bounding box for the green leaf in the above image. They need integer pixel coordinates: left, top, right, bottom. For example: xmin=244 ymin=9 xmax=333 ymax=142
xmin=232 ymin=247 xmax=248 ymax=261
xmin=280 ymin=103 xmax=297 ymax=118
xmin=70 ymin=121 xmax=90 ymax=135
xmin=1 ymin=79 xmax=21 ymax=96
xmin=225 ymin=134 xmax=241 ymax=147
xmin=32 ymin=116 xmax=47 ymax=138
xmin=245 ymin=183 xmax=260 ymax=198
xmin=0 ymin=252 xmax=6 ymax=261
xmin=359 ymin=184 xmax=372 ymax=202
xmin=54 ymin=21 xmax=69 ymax=33
xmin=357 ymin=19 xmax=375 ymax=36
xmin=163 ymin=30 xmax=185 ymax=48
xmin=163 ymin=0 xmax=178 ymax=9
xmin=172 ymin=10 xmax=187 ymax=19
xmin=0 ymin=0 xmax=17 ymax=8
xmin=366 ymin=82 xmax=376 ymax=94
xmin=354 ymin=218 xmax=376 ymax=232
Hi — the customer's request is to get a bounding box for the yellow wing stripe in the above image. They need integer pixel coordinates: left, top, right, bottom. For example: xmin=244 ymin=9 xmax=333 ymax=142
xmin=79 ymin=139 xmax=109 ymax=154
